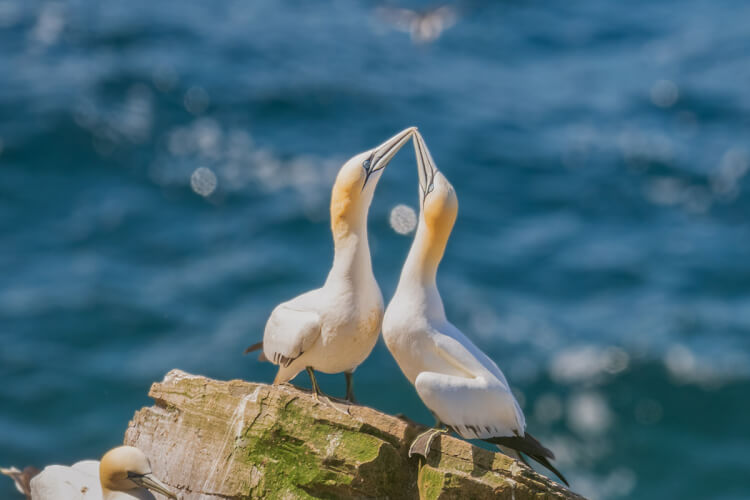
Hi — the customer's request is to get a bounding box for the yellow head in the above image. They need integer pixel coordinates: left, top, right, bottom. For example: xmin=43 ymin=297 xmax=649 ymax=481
xmin=99 ymin=446 xmax=176 ymax=498
xmin=413 ymin=132 xmax=458 ymax=267
xmin=331 ymin=127 xmax=416 ymax=239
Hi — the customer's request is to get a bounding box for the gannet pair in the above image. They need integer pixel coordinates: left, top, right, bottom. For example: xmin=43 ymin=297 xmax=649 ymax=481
xmin=382 ymin=132 xmax=568 ymax=485
xmin=243 ymin=126 xmax=567 ymax=485
xmin=3 ymin=446 xmax=177 ymax=499
xmin=246 ymin=127 xmax=417 ymax=405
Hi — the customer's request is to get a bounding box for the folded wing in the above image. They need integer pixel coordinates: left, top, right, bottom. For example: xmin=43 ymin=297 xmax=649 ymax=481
xmin=414 ymin=333 xmax=525 ymax=439
xmin=263 ymin=303 xmax=321 ymax=368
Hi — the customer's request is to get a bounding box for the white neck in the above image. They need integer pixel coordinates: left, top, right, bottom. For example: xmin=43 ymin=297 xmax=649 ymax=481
xmin=393 ymin=218 xmax=446 ymax=321
xmin=326 ymin=213 xmax=375 ymax=287
xmin=402 ymin=222 xmax=436 ymax=285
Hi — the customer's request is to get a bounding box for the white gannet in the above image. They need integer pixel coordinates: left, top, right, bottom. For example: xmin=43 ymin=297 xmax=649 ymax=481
xmin=14 ymin=446 xmax=178 ymax=499
xmin=382 ymin=132 xmax=568 ymax=486
xmin=246 ymin=127 xmax=417 ymax=405
xmin=376 ymin=5 xmax=458 ymax=44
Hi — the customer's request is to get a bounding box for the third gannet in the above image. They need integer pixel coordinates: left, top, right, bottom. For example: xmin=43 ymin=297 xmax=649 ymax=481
xmin=382 ymin=132 xmax=568 ymax=485
xmin=246 ymin=127 xmax=416 ymax=405
xmin=26 ymin=445 xmax=176 ymax=499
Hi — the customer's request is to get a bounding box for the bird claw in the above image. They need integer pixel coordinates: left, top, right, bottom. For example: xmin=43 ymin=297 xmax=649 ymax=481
xmin=312 ymin=393 xmax=351 ymax=415
xmin=408 ymin=428 xmax=446 ymax=458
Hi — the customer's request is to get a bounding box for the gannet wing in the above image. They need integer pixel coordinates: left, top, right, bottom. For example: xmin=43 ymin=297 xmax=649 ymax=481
xmin=438 ymin=322 xmax=514 ymax=387
xmin=263 ymin=303 xmax=321 ymax=368
xmin=427 ymin=330 xmax=566 ymax=485
xmin=414 ymin=371 xmax=523 ymax=439
xmin=417 ymin=333 xmax=525 ymax=437
xmin=486 ymin=433 xmax=569 ymax=486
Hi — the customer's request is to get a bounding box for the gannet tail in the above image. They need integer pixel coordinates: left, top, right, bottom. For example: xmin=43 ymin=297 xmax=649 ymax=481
xmin=243 ymin=341 xmax=267 ymax=362
xmin=486 ymin=433 xmax=569 ymax=487
xmin=1 ymin=466 xmax=39 ymax=499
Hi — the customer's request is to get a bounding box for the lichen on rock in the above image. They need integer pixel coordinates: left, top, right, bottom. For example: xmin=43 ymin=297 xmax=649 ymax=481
xmin=124 ymin=369 xmax=585 ymax=500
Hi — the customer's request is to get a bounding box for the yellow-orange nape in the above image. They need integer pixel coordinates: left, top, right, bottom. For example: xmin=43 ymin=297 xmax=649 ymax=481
xmin=419 ymin=171 xmax=458 ymax=267
xmin=330 ymin=151 xmax=370 ymax=238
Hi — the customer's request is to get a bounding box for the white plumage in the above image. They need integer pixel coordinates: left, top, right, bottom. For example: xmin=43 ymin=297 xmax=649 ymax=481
xmin=383 ymin=132 xmax=567 ymax=485
xmin=30 ymin=460 xmax=101 ymax=499
xmin=382 ymin=181 xmax=524 ymax=439
xmin=26 ymin=446 xmax=176 ymax=500
xmin=254 ymin=127 xmax=417 ymax=402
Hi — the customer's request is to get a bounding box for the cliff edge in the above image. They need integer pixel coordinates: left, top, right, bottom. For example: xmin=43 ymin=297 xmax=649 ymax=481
xmin=124 ymin=369 xmax=584 ymax=500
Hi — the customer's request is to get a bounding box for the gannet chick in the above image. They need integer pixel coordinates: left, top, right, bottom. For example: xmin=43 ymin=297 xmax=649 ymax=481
xmin=26 ymin=446 xmax=177 ymax=499
xmin=246 ymin=127 xmax=417 ymax=406
xmin=382 ymin=132 xmax=568 ymax=486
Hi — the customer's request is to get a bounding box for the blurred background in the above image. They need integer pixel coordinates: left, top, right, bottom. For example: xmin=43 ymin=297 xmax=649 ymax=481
xmin=2 ymin=1 xmax=750 ymax=498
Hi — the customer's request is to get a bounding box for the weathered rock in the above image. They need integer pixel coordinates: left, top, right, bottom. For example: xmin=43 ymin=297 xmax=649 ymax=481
xmin=124 ymin=369 xmax=584 ymax=500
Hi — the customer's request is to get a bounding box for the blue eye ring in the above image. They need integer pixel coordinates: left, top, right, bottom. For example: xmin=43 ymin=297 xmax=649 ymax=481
xmin=362 ymin=159 xmax=371 ymax=170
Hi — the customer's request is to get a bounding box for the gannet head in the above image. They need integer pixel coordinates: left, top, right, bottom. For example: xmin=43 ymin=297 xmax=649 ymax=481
xmin=414 ymin=132 xmax=458 ymax=265
xmin=99 ymin=446 xmax=177 ymax=499
xmin=331 ymin=127 xmax=416 ymax=238
xmin=415 ymin=132 xmax=457 ymax=229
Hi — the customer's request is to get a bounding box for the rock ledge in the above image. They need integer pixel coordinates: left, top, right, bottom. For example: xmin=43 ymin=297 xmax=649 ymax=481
xmin=124 ymin=369 xmax=585 ymax=499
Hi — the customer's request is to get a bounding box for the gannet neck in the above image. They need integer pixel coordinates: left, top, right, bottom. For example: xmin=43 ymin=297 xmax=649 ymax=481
xmin=327 ymin=209 xmax=375 ymax=286
xmin=400 ymin=216 xmax=448 ymax=288
xmin=326 ymin=168 xmax=377 ymax=286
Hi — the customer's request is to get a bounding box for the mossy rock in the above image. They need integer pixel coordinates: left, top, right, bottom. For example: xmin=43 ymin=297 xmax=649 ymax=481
xmin=124 ymin=370 xmax=584 ymax=500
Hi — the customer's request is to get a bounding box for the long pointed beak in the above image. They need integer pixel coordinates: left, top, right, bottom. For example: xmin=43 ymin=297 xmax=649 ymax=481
xmin=414 ymin=131 xmax=437 ymax=201
xmin=132 ymin=474 xmax=178 ymax=499
xmin=366 ymin=126 xmax=417 ymax=182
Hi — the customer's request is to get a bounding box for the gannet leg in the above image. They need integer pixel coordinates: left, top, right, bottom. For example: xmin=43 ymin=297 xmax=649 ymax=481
xmin=306 ymin=366 xmax=323 ymax=400
xmin=408 ymin=428 xmax=447 ymax=459
xmin=344 ymin=372 xmax=357 ymax=403
xmin=306 ymin=367 xmax=350 ymax=415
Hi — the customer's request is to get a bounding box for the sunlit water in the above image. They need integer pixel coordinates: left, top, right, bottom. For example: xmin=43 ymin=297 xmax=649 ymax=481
xmin=2 ymin=1 xmax=750 ymax=499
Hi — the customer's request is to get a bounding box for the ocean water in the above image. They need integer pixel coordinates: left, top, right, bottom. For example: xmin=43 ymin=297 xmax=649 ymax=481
xmin=2 ymin=1 xmax=750 ymax=498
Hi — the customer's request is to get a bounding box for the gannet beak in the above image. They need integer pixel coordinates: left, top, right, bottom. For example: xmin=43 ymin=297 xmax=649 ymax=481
xmin=414 ymin=131 xmax=437 ymax=201
xmin=364 ymin=126 xmax=417 ymax=185
xmin=131 ymin=473 xmax=178 ymax=499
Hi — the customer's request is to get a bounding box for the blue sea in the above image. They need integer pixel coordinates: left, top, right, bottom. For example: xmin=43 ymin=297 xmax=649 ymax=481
xmin=2 ymin=1 xmax=750 ymax=498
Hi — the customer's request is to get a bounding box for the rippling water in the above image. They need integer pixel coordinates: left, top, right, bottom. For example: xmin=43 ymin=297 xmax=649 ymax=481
xmin=2 ymin=1 xmax=750 ymax=499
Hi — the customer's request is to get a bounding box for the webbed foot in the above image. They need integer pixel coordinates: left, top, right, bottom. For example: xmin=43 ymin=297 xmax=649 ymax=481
xmin=408 ymin=428 xmax=447 ymax=458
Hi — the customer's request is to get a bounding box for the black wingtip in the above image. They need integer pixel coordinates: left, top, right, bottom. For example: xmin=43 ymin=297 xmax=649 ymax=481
xmin=243 ymin=341 xmax=263 ymax=355
xmin=486 ymin=432 xmax=568 ymax=487
xmin=530 ymin=453 xmax=569 ymax=487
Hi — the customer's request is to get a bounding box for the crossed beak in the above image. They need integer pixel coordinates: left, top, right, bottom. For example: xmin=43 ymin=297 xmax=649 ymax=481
xmin=131 ymin=473 xmax=178 ymax=499
xmin=413 ymin=131 xmax=437 ymax=202
xmin=364 ymin=126 xmax=417 ymax=185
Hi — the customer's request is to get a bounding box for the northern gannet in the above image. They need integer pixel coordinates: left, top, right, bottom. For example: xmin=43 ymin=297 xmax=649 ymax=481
xmin=246 ymin=127 xmax=417 ymax=405
xmin=376 ymin=5 xmax=458 ymax=44
xmin=382 ymin=132 xmax=568 ymax=486
xmin=8 ymin=445 xmax=177 ymax=499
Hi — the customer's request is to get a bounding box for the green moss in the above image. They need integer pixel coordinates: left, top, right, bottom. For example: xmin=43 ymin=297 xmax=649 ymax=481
xmin=241 ymin=421 xmax=354 ymax=497
xmin=235 ymin=396 xmax=416 ymax=498
xmin=327 ymin=430 xmax=382 ymax=463
xmin=419 ymin=465 xmax=447 ymax=500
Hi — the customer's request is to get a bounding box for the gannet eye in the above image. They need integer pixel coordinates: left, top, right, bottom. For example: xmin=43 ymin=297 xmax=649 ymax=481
xmin=362 ymin=159 xmax=371 ymax=170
